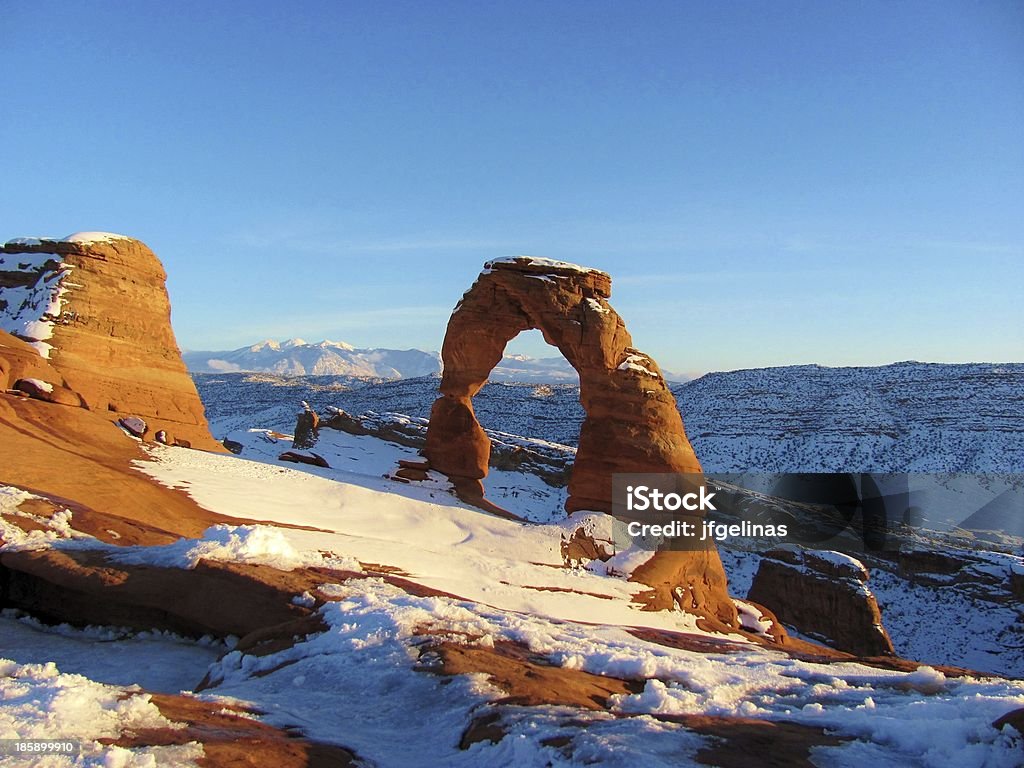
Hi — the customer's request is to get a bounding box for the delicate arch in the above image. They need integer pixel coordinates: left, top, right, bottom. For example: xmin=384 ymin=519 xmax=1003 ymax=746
xmin=423 ymin=256 xmax=701 ymax=513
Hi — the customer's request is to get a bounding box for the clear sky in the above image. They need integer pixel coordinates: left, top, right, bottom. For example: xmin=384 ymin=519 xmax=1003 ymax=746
xmin=2 ymin=1 xmax=1022 ymax=375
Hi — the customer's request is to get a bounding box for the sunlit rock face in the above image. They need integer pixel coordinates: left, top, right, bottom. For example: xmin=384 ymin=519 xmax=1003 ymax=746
xmin=0 ymin=233 xmax=219 ymax=449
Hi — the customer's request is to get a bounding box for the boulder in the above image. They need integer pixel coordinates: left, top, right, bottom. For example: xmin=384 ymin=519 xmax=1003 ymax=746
xmin=292 ymin=404 xmax=320 ymax=449
xmin=13 ymin=377 xmax=81 ymax=406
xmin=223 ymin=438 xmax=244 ymax=454
xmin=0 ymin=234 xmax=221 ymax=449
xmin=278 ymin=450 xmax=330 ymax=468
xmin=118 ymin=415 xmax=148 ymax=438
xmin=747 ymin=548 xmax=895 ymax=657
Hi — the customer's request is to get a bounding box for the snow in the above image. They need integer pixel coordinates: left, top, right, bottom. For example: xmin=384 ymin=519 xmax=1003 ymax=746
xmin=110 ymin=523 xmax=361 ymax=572
xmin=733 ymin=599 xmax=776 ymax=639
xmin=19 ymin=377 xmax=54 ymax=393
xmin=0 ymin=659 xmax=203 ymax=767
xmin=868 ymin=565 xmax=1024 ymax=677
xmin=617 ymin=353 xmax=659 ymax=377
xmin=200 ymin=574 xmax=1024 ymax=767
xmin=0 ymin=612 xmax=222 ymax=694
xmin=4 ymin=367 xmax=1024 ymax=763
xmin=0 ymin=486 xmax=84 ymax=551
xmin=585 ymin=296 xmax=611 ymax=314
xmin=131 ymin=444 xmax=674 ymax=630
xmin=483 ymin=255 xmax=609 ymax=277
xmin=61 ymin=231 xmax=129 ymax=244
xmin=0 ymin=250 xmax=74 ymax=359
xmin=4 ymin=237 xmax=47 ymax=247
xmin=802 ymin=549 xmax=870 ymax=580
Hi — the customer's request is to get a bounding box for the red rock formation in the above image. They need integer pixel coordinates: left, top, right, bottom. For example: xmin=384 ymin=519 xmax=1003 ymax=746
xmin=423 ymin=256 xmax=735 ymax=625
xmin=0 ymin=233 xmax=219 ymax=449
xmin=423 ymin=256 xmax=700 ymax=511
xmin=747 ymin=548 xmax=895 ymax=657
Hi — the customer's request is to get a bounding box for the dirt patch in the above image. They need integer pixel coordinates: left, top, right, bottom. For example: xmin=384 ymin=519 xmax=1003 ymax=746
xmin=423 ymin=635 xmax=848 ymax=765
xmin=633 ymin=624 xmax=981 ymax=678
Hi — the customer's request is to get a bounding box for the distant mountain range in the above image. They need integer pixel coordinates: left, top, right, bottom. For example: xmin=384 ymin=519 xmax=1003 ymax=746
xmin=183 ymin=339 xmax=690 ymax=382
xmin=195 ymin=361 xmax=1024 ymax=477
xmin=183 ymin=339 xmax=442 ymax=379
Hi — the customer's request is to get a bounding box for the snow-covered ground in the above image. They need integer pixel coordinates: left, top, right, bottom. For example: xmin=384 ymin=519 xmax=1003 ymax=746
xmin=2 ymin=424 xmax=1023 ymax=765
xmin=0 ymin=612 xmax=222 ymax=694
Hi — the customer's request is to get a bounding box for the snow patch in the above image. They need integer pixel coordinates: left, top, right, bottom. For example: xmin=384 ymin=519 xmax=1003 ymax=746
xmin=0 ymin=486 xmax=85 ymax=551
xmin=0 ymin=250 xmax=74 ymax=359
xmin=484 ymin=255 xmax=608 ymax=276
xmin=18 ymin=377 xmax=54 ymax=393
xmin=109 ymin=524 xmax=359 ymax=571
xmin=617 ymin=353 xmax=659 ymax=377
xmin=0 ymin=658 xmax=203 ymax=767
xmin=61 ymin=231 xmax=129 ymax=244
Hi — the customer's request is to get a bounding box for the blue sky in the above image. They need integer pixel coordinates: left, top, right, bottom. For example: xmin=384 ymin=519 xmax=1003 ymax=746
xmin=2 ymin=0 xmax=1021 ymax=375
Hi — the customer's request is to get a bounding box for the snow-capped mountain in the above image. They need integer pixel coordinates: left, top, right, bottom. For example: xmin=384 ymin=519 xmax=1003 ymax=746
xmin=183 ymin=338 xmax=442 ymax=379
xmin=184 ymin=339 xmax=690 ymax=382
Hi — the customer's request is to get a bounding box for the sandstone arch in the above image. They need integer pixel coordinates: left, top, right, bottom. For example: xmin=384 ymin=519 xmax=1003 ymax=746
xmin=424 ymin=255 xmax=702 ymax=511
xmin=423 ymin=256 xmax=737 ymax=625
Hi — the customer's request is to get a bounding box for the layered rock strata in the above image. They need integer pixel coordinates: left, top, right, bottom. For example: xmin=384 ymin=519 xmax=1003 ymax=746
xmin=0 ymin=233 xmax=219 ymax=449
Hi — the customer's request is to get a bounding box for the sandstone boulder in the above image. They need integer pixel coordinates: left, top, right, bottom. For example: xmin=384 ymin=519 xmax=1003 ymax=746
xmin=13 ymin=376 xmax=81 ymax=406
xmin=118 ymin=415 xmax=148 ymax=438
xmin=747 ymin=548 xmax=895 ymax=656
xmin=0 ymin=233 xmax=220 ymax=449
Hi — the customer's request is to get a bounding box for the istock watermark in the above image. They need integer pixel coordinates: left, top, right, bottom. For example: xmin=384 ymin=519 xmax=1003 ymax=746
xmin=612 ymin=474 xmax=793 ymax=551
xmin=609 ymin=472 xmax=1022 ymax=553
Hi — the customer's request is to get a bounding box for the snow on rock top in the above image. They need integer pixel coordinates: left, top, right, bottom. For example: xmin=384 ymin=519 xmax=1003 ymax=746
xmin=617 ymin=353 xmax=659 ymax=377
xmin=484 ymin=255 xmax=609 ymax=277
xmin=4 ymin=237 xmax=51 ymax=247
xmin=313 ymin=339 xmax=355 ymax=350
xmin=61 ymin=231 xmax=130 ymax=244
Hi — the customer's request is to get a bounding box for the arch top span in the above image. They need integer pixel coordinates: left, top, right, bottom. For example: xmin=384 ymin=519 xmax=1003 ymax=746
xmin=423 ymin=255 xmax=702 ymax=513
